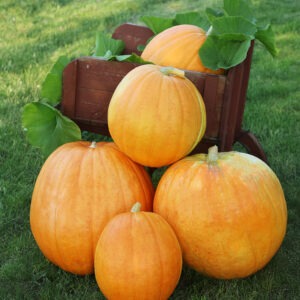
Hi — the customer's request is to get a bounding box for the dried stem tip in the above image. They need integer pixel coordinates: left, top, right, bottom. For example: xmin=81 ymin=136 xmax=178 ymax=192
xmin=160 ymin=66 xmax=185 ymax=79
xmin=89 ymin=141 xmax=97 ymax=149
xmin=207 ymin=145 xmax=219 ymax=164
xmin=131 ymin=202 xmax=142 ymax=213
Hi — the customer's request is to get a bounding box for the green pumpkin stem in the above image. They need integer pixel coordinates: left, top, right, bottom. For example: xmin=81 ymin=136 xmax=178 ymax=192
xmin=207 ymin=145 xmax=219 ymax=164
xmin=131 ymin=202 xmax=142 ymax=213
xmin=89 ymin=141 xmax=97 ymax=149
xmin=206 ymin=25 xmax=213 ymax=36
xmin=160 ymin=66 xmax=185 ymax=79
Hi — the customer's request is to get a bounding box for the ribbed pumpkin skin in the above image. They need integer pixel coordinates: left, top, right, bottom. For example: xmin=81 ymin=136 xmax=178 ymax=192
xmin=30 ymin=141 xmax=154 ymax=275
xmin=108 ymin=64 xmax=206 ymax=167
xmin=153 ymin=150 xmax=287 ymax=279
xmin=94 ymin=208 xmax=182 ymax=300
xmin=141 ymin=24 xmax=224 ymax=75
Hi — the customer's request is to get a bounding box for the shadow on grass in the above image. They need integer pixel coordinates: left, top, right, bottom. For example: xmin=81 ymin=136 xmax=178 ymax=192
xmin=1 ymin=0 xmax=77 ymax=15
xmin=2 ymin=3 xmax=146 ymax=73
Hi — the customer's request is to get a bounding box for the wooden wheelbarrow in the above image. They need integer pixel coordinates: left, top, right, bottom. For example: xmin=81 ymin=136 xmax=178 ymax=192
xmin=60 ymin=23 xmax=267 ymax=162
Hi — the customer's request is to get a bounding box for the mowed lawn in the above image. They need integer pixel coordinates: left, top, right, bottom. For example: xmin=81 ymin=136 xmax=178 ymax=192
xmin=0 ymin=0 xmax=299 ymax=299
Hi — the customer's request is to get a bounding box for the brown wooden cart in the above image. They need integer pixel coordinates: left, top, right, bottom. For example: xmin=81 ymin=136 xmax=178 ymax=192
xmin=61 ymin=23 xmax=267 ymax=162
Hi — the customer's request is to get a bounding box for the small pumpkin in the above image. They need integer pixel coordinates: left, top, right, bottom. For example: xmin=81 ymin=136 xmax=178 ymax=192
xmin=141 ymin=24 xmax=224 ymax=75
xmin=30 ymin=141 xmax=154 ymax=275
xmin=154 ymin=146 xmax=287 ymax=279
xmin=108 ymin=64 xmax=206 ymax=167
xmin=94 ymin=202 xmax=182 ymax=300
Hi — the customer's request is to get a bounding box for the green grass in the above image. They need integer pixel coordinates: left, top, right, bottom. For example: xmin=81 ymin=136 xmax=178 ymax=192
xmin=0 ymin=0 xmax=299 ymax=299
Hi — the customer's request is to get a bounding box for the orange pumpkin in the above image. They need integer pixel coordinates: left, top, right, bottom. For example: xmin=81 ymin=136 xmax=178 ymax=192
xmin=94 ymin=202 xmax=182 ymax=300
xmin=108 ymin=64 xmax=206 ymax=167
xmin=30 ymin=141 xmax=154 ymax=275
xmin=141 ymin=24 xmax=224 ymax=75
xmin=153 ymin=146 xmax=287 ymax=279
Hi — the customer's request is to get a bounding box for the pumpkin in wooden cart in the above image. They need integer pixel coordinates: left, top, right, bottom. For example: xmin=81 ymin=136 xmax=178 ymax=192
xmin=30 ymin=141 xmax=154 ymax=275
xmin=154 ymin=146 xmax=287 ymax=279
xmin=141 ymin=24 xmax=224 ymax=75
xmin=94 ymin=202 xmax=182 ymax=300
xmin=108 ymin=64 xmax=206 ymax=168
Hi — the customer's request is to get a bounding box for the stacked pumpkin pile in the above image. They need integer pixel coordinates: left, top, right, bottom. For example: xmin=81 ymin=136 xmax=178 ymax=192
xmin=30 ymin=25 xmax=287 ymax=300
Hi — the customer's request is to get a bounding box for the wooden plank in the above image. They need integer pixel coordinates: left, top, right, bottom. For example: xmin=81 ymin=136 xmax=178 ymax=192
xmin=185 ymin=71 xmax=207 ymax=96
xmin=77 ymin=58 xmax=138 ymax=91
xmin=219 ymin=62 xmax=244 ymax=151
xmin=234 ymin=41 xmax=255 ymax=137
xmin=202 ymin=75 xmax=226 ymax=138
xmin=62 ymin=60 xmax=78 ymax=118
xmin=75 ymin=87 xmax=112 ymax=122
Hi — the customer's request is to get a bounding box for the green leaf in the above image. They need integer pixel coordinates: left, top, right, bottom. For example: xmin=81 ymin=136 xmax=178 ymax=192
xmin=97 ymin=52 xmax=152 ymax=64
xmin=223 ymin=0 xmax=256 ymax=23
xmin=255 ymin=24 xmax=278 ymax=57
xmin=50 ymin=55 xmax=70 ymax=75
xmin=200 ymin=35 xmax=251 ymax=69
xmin=137 ymin=36 xmax=154 ymax=52
xmin=211 ymin=16 xmax=257 ymax=41
xmin=96 ymin=50 xmax=149 ymax=64
xmin=115 ymin=53 xmax=153 ymax=64
xmin=140 ymin=16 xmax=174 ymax=34
xmin=103 ymin=50 xmax=114 ymax=60
xmin=22 ymin=102 xmax=81 ymax=157
xmin=40 ymin=56 xmax=70 ymax=106
xmin=137 ymin=44 xmax=146 ymax=52
xmin=205 ymin=7 xmax=224 ymax=23
xmin=94 ymin=33 xmax=124 ymax=56
xmin=175 ymin=11 xmax=210 ymax=30
xmin=40 ymin=73 xmax=62 ymax=106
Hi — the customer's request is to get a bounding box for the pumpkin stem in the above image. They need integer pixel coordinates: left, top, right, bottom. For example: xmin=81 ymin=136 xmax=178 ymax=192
xmin=131 ymin=202 xmax=142 ymax=213
xmin=206 ymin=25 xmax=213 ymax=36
xmin=207 ymin=145 xmax=218 ymax=164
xmin=89 ymin=141 xmax=97 ymax=149
xmin=160 ymin=66 xmax=185 ymax=79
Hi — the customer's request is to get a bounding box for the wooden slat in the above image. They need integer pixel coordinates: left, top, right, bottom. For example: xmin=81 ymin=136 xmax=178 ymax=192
xmin=62 ymin=60 xmax=78 ymax=118
xmin=234 ymin=41 xmax=255 ymax=136
xmin=219 ymin=62 xmax=244 ymax=151
xmin=185 ymin=71 xmax=207 ymax=96
xmin=203 ymin=75 xmax=226 ymax=137
xmin=75 ymin=87 xmax=111 ymax=122
xmin=77 ymin=59 xmax=137 ymax=91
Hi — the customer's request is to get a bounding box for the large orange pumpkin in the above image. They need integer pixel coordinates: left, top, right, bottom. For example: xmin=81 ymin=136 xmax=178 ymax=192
xmin=30 ymin=141 xmax=154 ymax=275
xmin=154 ymin=146 xmax=287 ymax=279
xmin=108 ymin=64 xmax=206 ymax=167
xmin=94 ymin=202 xmax=182 ymax=300
xmin=141 ymin=24 xmax=224 ymax=75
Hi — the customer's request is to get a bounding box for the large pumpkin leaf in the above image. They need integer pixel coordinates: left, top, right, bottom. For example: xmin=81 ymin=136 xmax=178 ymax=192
xmin=200 ymin=35 xmax=251 ymax=70
xmin=175 ymin=12 xmax=210 ymax=31
xmin=40 ymin=56 xmax=71 ymax=106
xmin=205 ymin=7 xmax=224 ymax=23
xmin=94 ymin=33 xmax=125 ymax=57
xmin=49 ymin=55 xmax=70 ymax=75
xmin=114 ymin=53 xmax=153 ymax=64
xmin=139 ymin=16 xmax=174 ymax=34
xmin=223 ymin=0 xmax=256 ymax=23
xmin=22 ymin=102 xmax=81 ymax=157
xmin=255 ymin=24 xmax=278 ymax=57
xmin=97 ymin=51 xmax=152 ymax=64
xmin=211 ymin=16 xmax=257 ymax=40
